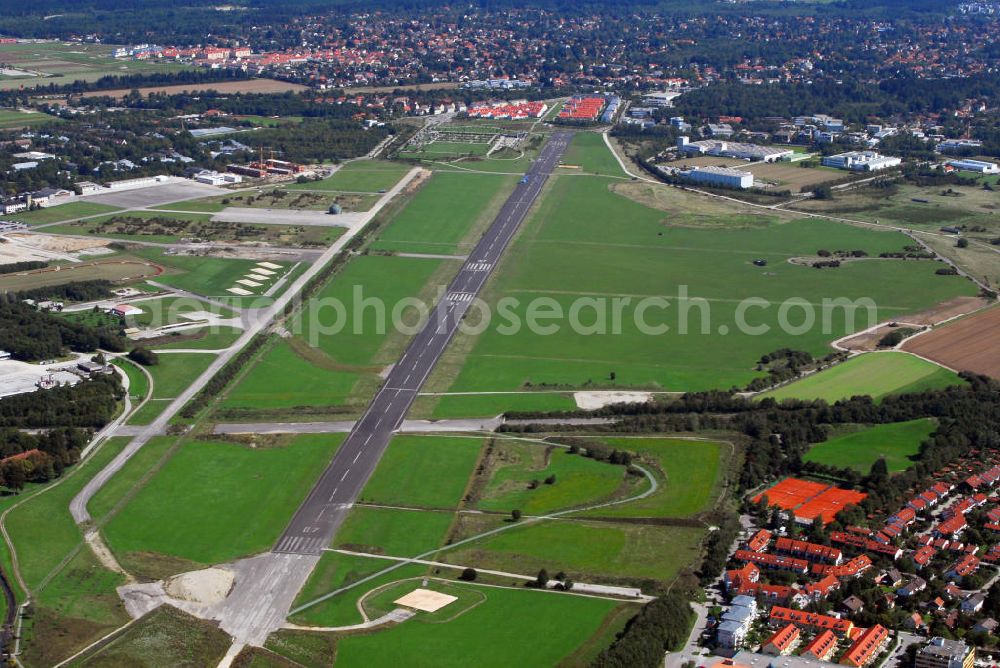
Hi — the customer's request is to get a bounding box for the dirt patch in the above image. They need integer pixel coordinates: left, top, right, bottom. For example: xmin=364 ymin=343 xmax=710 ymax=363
xmin=81 ymin=78 xmax=306 ymax=99
xmin=838 ymin=296 xmax=989 ymax=352
xmin=9 ymin=232 xmax=109 ymax=252
xmin=574 ymin=391 xmax=652 ymax=410
xmin=164 ymin=567 xmax=235 ymax=605
xmin=85 ymin=530 xmax=134 ymax=583
xmin=902 ymin=305 xmax=1000 ymax=378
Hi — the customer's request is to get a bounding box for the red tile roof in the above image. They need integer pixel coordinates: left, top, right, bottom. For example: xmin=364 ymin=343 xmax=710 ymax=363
xmin=841 ymin=624 xmax=889 ymax=666
xmin=763 ymin=623 xmax=800 ymax=654
xmin=802 ymin=629 xmax=838 ymax=661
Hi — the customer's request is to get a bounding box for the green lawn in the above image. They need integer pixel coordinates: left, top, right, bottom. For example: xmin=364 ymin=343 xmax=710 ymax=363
xmin=442 ymin=519 xmax=704 ymax=583
xmin=152 ymin=327 xmax=244 ymax=350
xmin=370 ymin=172 xmax=515 ymax=255
xmin=332 ymin=584 xmax=622 ymax=668
xmin=333 ymin=507 xmax=455 ymax=557
xmin=103 ymin=435 xmax=342 ymax=569
xmin=127 ymin=353 xmax=216 ymax=425
xmin=804 ymin=418 xmax=935 ymax=472
xmin=579 ymin=437 xmax=723 ymax=519
xmin=559 ymin=131 xmax=628 ymax=177
xmin=221 ymin=338 xmax=360 ymax=410
xmin=88 ymin=437 xmax=176 ymax=523
xmin=425 ymin=391 xmax=578 ymax=419
xmin=761 ymin=352 xmax=962 ymax=403
xmin=399 ymin=140 xmax=492 ymax=159
xmin=4 ymin=201 xmax=121 ymax=225
xmin=287 ymin=161 xmax=411 ymax=193
xmin=112 ymin=358 xmax=150 ymax=408
xmin=475 ymin=442 xmax=626 ymax=516
xmin=423 ymin=174 xmax=975 ymax=417
xmin=359 ymin=435 xmax=483 ymax=509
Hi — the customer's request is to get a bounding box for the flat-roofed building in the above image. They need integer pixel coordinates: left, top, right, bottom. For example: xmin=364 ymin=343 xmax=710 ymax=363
xmin=678 ymin=165 xmax=754 ymax=189
xmin=916 ymin=638 xmax=974 ymax=668
xmin=948 ymin=159 xmax=999 ymax=174
xmin=822 ymin=151 xmax=901 ymax=172
xmin=677 ymin=137 xmax=793 ymax=162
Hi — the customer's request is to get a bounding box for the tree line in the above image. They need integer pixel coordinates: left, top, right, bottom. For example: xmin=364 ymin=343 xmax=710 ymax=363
xmin=0 ymin=428 xmax=89 ymax=492
xmin=0 ymin=297 xmax=126 ymax=362
xmin=0 ymin=374 xmax=122 ymax=429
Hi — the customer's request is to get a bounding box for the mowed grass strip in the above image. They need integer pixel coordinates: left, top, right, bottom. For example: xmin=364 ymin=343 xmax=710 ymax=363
xmin=333 ymin=506 xmax=455 ymax=557
xmin=359 ymin=435 xmax=483 ymax=509
xmin=287 ymin=160 xmax=411 ymax=193
xmin=370 ymin=172 xmax=515 ymax=255
xmin=579 ymin=437 xmax=723 ymax=519
xmin=103 ymin=435 xmax=342 ymax=566
xmin=805 ymin=418 xmax=935 ymax=473
xmin=761 ymin=352 xmax=962 ymax=403
xmin=559 ymin=131 xmax=628 ymax=177
xmin=440 ymin=519 xmax=704 ymax=583
xmin=333 ymin=584 xmax=622 ymax=668
xmin=127 ymin=353 xmax=216 ymax=425
xmin=474 ymin=442 xmax=626 ymax=516
xmin=6 ymin=200 xmax=121 ymax=225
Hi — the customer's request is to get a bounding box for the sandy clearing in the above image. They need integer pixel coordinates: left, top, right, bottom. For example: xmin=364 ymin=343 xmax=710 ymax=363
xmin=393 ymin=588 xmax=457 ymax=613
xmin=8 ymin=232 xmax=108 ymax=252
xmin=164 ymin=567 xmax=236 ymax=605
xmin=574 ymin=391 xmax=652 ymax=410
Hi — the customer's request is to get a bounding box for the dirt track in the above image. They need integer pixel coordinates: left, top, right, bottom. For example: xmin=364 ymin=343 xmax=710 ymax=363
xmin=902 ymin=305 xmax=1000 ymax=378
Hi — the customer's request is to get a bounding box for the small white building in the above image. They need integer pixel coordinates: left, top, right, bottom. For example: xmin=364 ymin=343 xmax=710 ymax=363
xmin=822 ymin=151 xmax=901 ymax=172
xmin=679 ymin=165 xmax=754 ymax=189
xmin=949 ymin=159 xmax=999 ymax=174
xmin=76 ymin=181 xmax=103 ymax=194
xmin=194 ymin=170 xmax=243 ymax=185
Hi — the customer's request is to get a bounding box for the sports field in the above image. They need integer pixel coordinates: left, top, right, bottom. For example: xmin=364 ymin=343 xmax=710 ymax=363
xmin=804 ymin=418 xmax=935 ymax=472
xmin=332 ymin=584 xmax=622 ymax=668
xmin=761 ymin=352 xmax=962 ymax=403
xmin=103 ymin=435 xmax=342 ymax=574
xmin=0 ymin=257 xmax=162 ymax=293
xmin=287 ymin=161 xmax=411 ymax=193
xmin=424 ymin=167 xmax=975 ymax=417
xmin=370 ymin=172 xmax=516 ymax=255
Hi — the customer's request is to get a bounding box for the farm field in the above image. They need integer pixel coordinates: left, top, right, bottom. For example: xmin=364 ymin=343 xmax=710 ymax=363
xmin=761 ymin=352 xmax=962 ymax=403
xmin=81 ymin=77 xmax=307 ymax=99
xmin=0 ymin=107 xmax=61 ymax=128
xmin=370 ymin=172 xmax=516 ymax=255
xmin=902 ymin=305 xmax=1000 ymax=379
xmin=358 ymin=435 xmax=483 ymax=509
xmin=0 ymin=257 xmax=162 ymax=293
xmin=331 ymin=584 xmax=622 ymax=668
xmin=747 ymin=161 xmax=852 ymax=192
xmin=102 ymin=435 xmax=342 ymax=577
xmin=805 ymin=418 xmax=936 ymax=473
xmin=422 ymin=169 xmax=976 ymax=417
xmin=3 ymin=200 xmax=122 ymax=225
xmin=0 ymin=41 xmax=193 ymax=91
xmin=287 ymin=161 xmax=411 ymax=193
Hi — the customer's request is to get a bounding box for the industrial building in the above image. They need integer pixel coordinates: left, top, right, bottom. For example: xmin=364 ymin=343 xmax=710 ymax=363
xmin=915 ymin=638 xmax=974 ymax=668
xmin=678 ymin=165 xmax=754 ymax=189
xmin=948 ymin=159 xmax=999 ymax=174
xmin=194 ymin=170 xmax=244 ymax=185
xmin=937 ymin=138 xmax=983 ymax=154
xmin=822 ymin=151 xmax=901 ymax=172
xmin=677 ymin=137 xmax=794 ymax=162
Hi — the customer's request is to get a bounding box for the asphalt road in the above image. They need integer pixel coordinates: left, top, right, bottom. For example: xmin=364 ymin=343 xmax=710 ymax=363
xmin=274 ymin=130 xmax=575 ymax=555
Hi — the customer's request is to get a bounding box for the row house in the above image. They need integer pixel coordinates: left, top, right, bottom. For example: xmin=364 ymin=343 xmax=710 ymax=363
xmin=774 ymin=537 xmax=843 ymax=565
xmin=734 ymin=550 xmax=809 ymax=574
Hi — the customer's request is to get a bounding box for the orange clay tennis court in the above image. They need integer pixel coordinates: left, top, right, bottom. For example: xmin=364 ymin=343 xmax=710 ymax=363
xmin=754 ymin=477 xmax=867 ymax=525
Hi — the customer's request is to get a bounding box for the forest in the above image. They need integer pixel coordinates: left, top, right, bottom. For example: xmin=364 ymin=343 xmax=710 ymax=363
xmin=0 ymin=373 xmax=122 ymax=429
xmin=0 ymin=428 xmax=89 ymax=491
xmin=0 ymin=298 xmax=126 ymax=361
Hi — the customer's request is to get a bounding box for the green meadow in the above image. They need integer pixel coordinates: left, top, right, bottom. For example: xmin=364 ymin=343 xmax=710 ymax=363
xmin=804 ymin=418 xmax=936 ymax=472
xmin=761 ymin=352 xmax=962 ymax=403
xmin=288 ymin=160 xmax=411 ymax=193
xmin=359 ymin=435 xmax=483 ymax=509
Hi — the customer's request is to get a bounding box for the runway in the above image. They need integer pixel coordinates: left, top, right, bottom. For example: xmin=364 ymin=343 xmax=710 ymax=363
xmin=273 ymin=130 xmax=574 ymax=555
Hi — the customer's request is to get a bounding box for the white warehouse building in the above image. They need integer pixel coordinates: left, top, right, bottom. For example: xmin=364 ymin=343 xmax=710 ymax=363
xmin=948 ymin=159 xmax=1000 ymax=174
xmin=677 ymin=137 xmax=793 ymax=162
xmin=822 ymin=151 xmax=901 ymax=172
xmin=679 ymin=165 xmax=754 ymax=189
